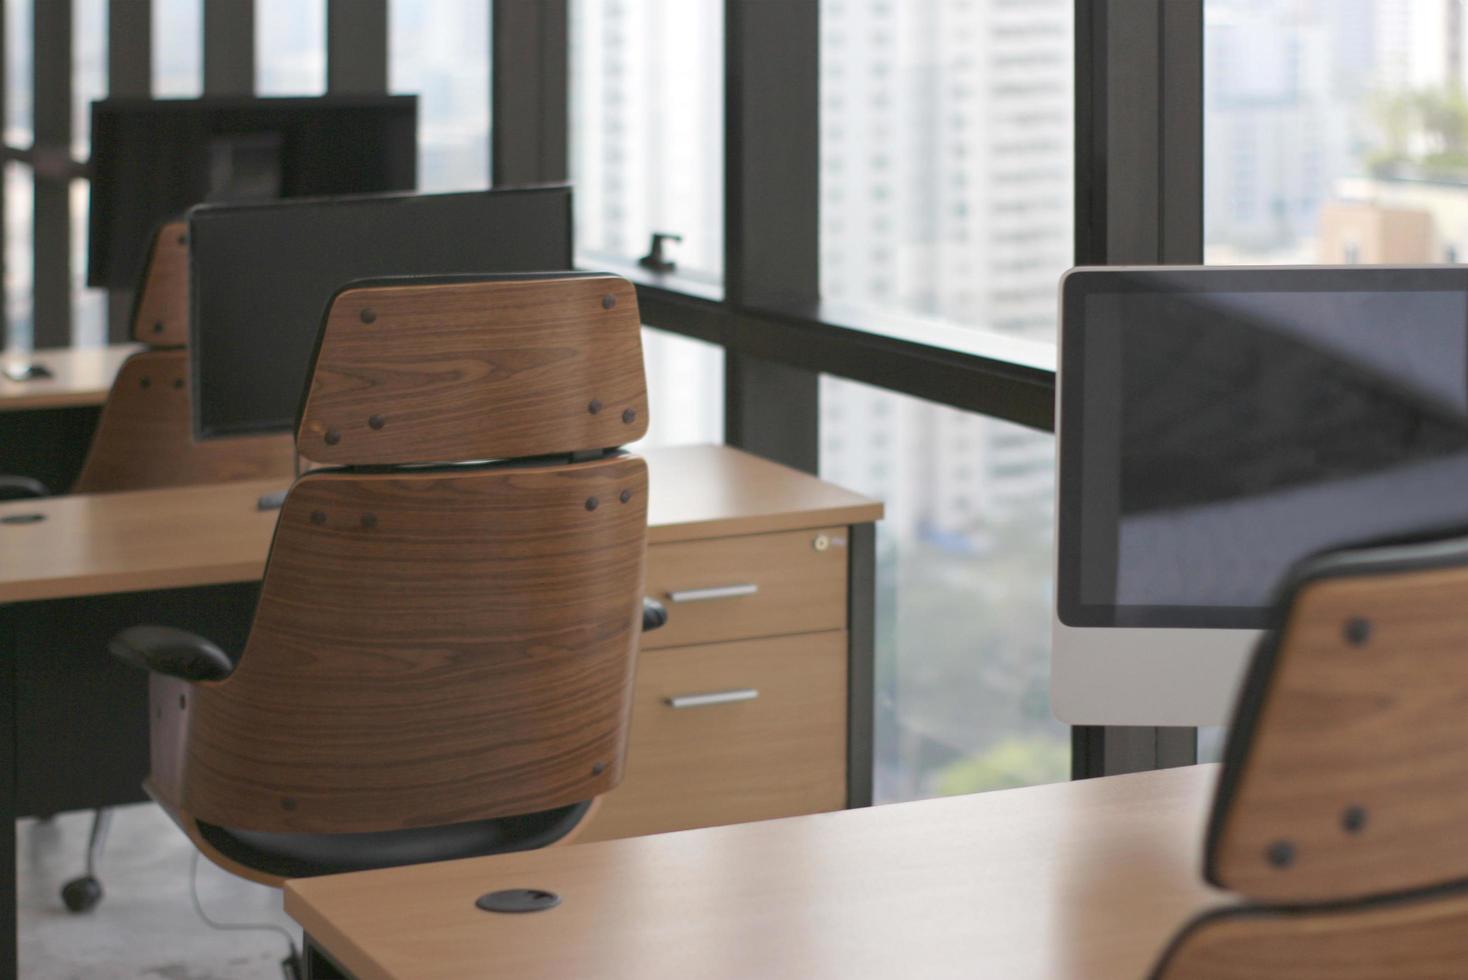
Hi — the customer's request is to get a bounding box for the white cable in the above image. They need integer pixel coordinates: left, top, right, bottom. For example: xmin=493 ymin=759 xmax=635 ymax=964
xmin=188 ymin=850 xmax=300 ymax=972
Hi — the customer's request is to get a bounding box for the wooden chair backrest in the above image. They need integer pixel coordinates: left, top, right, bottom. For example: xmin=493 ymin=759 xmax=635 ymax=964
xmin=131 ymin=219 xmax=190 ymax=347
xmin=71 ymin=349 xmax=295 ymax=493
xmin=150 ymin=273 xmax=652 ymax=836
xmin=1204 ymin=539 xmax=1468 ymax=904
xmin=1151 ymin=885 xmax=1468 ymax=980
xmin=152 ymin=450 xmax=649 ymax=833
xmin=296 ymin=273 xmax=648 ymax=466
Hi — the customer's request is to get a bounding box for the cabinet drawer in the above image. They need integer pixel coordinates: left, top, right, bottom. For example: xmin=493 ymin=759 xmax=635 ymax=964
xmin=582 ymin=631 xmax=847 ymax=842
xmin=643 ymin=526 xmax=848 ymax=649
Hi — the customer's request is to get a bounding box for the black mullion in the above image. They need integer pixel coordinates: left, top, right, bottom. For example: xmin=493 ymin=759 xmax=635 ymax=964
xmin=491 ymin=1 xmax=568 ymax=186
xmin=105 ymin=0 xmax=152 ymax=342
xmin=327 ymin=0 xmax=388 ymax=95
xmin=1070 ymin=0 xmax=1205 ymax=778
xmin=721 ymin=0 xmax=820 ymax=472
xmin=32 ymin=0 xmax=72 ymax=349
xmin=636 ymin=287 xmax=1055 ymax=432
xmin=203 ymin=0 xmax=255 ymax=96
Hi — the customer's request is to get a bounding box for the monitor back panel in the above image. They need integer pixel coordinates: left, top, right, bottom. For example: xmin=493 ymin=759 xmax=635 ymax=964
xmin=1053 ymin=265 xmax=1468 ymax=724
xmin=88 ymin=96 xmax=418 ymax=289
xmin=188 ymin=187 xmax=574 ymax=440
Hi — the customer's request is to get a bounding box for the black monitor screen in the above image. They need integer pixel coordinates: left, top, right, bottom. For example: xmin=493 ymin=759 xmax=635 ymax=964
xmin=88 ymin=96 xmax=418 ymax=289
xmin=189 ymin=186 xmax=574 ymax=440
xmin=1058 ymin=266 xmax=1468 ymax=629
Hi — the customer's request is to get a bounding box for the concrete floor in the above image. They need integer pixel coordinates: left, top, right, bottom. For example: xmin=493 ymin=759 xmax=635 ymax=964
xmin=18 ymin=805 xmax=300 ymax=980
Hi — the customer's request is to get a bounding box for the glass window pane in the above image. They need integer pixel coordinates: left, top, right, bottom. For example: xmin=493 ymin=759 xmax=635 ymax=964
xmin=819 ymin=0 xmax=1074 ymax=344
xmin=153 ymin=0 xmax=203 ymax=98
xmin=1198 ymin=725 xmax=1227 ymax=764
xmin=629 ymin=327 xmax=724 ymax=452
xmin=1205 ymin=0 xmax=1468 ymax=265
xmin=4 ymin=0 xmax=29 ymax=353
xmin=5 ymin=162 xmax=34 ymax=353
xmin=390 ymin=0 xmax=490 ymax=192
xmin=73 ymin=0 xmax=105 ymax=158
xmin=820 ymin=376 xmax=1066 ymax=802
xmin=6 ymin=0 xmax=32 ymax=146
xmin=73 ymin=0 xmax=106 ymax=348
xmin=570 ymin=0 xmax=724 ymax=282
xmin=256 ymin=0 xmax=325 ymax=96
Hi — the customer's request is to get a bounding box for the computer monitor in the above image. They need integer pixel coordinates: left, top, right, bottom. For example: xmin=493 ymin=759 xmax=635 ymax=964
xmin=188 ymin=186 xmax=574 ymax=440
xmin=87 ymin=96 xmax=418 ymax=290
xmin=1053 ymin=266 xmax=1468 ymax=725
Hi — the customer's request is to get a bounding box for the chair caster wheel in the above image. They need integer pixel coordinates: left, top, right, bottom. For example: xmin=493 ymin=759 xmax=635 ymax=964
xmin=61 ymin=876 xmax=103 ymax=913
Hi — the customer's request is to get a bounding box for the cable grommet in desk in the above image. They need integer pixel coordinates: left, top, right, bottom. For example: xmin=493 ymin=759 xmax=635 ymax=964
xmin=475 ymin=889 xmax=561 ymax=914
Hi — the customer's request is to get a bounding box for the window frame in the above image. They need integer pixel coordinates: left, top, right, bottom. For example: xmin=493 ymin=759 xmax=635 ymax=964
xmin=0 ymin=0 xmax=1207 ymax=779
xmin=503 ymin=2 xmax=1206 ymax=779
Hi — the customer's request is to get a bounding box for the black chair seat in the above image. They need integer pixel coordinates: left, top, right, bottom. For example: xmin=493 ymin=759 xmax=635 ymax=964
xmin=194 ymin=800 xmax=593 ymax=879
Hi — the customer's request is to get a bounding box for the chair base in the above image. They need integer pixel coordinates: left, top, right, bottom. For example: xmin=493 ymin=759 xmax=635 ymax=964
xmin=146 ymin=780 xmax=602 ymax=887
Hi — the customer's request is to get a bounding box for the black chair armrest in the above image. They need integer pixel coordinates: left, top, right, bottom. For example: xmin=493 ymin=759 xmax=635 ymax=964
xmin=109 ymin=625 xmax=235 ymax=682
xmin=642 ymin=597 xmax=668 ymax=632
xmin=0 ymin=475 xmax=50 ymax=500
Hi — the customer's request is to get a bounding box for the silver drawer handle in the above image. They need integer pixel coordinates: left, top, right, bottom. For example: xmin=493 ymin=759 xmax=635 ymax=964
xmin=665 ymin=583 xmax=759 ymax=603
xmin=665 ymin=689 xmax=760 ymax=709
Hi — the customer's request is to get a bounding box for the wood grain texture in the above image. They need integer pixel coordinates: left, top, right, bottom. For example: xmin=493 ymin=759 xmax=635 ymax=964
xmin=298 ymin=275 xmax=648 ymax=465
xmin=641 ymin=526 xmax=848 ymax=650
xmin=131 ymin=219 xmax=190 ymax=346
xmin=152 ymin=454 xmax=649 ymax=834
xmin=0 ymin=446 xmax=880 ymax=604
xmin=0 ymin=479 xmax=280 ymax=602
xmin=0 ymin=344 xmax=140 ymax=411
xmin=1152 ymin=886 xmax=1468 ymax=980
xmin=284 ymin=765 xmax=1226 ymax=980
xmin=580 ymin=631 xmax=847 ymax=842
xmin=70 ymin=350 xmax=296 ymax=494
xmin=1210 ymin=565 xmax=1468 ymax=903
xmin=637 ymin=444 xmax=883 ymax=544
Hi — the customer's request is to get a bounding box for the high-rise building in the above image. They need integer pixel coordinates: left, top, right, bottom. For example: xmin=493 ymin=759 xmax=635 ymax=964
xmin=820 ymin=0 xmax=1070 ymax=552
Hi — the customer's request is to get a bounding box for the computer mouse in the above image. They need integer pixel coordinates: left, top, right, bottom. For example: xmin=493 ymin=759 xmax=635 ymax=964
xmin=2 ymin=362 xmax=53 ymax=381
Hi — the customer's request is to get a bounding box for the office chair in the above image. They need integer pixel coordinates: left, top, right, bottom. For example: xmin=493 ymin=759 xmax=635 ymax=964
xmin=73 ymin=219 xmax=296 ymax=493
xmin=109 ymin=272 xmax=664 ymax=896
xmin=0 ymin=219 xmax=295 ymax=912
xmin=1150 ymin=533 xmax=1468 ymax=979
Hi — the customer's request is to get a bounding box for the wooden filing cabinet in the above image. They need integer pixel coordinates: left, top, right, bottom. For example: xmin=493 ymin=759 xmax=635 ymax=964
xmin=581 ymin=523 xmax=859 ymax=841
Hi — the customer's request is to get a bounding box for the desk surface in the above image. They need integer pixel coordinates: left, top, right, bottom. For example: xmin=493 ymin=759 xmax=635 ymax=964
xmin=0 ymin=444 xmax=882 ymax=604
xmin=286 ymin=765 xmax=1227 ymax=980
xmin=0 ymin=344 xmax=138 ymax=411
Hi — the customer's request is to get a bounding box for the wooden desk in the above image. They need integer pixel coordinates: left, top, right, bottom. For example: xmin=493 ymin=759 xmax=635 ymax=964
xmin=0 ymin=344 xmax=140 ymax=493
xmin=286 ymin=765 xmax=1229 ymax=980
xmin=0 ymin=444 xmax=880 ymax=602
xmin=0 ymin=345 xmax=137 ymax=412
xmin=0 ymin=444 xmax=881 ymax=976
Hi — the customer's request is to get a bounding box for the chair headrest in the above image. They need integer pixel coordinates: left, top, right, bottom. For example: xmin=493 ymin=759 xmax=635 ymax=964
xmin=296 ymin=272 xmax=648 ymax=466
xmin=131 ymin=219 xmax=190 ymax=347
xmin=1206 ymin=530 xmax=1468 ymax=904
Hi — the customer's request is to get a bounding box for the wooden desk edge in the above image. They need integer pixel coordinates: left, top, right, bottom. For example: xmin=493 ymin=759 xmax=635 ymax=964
xmin=647 ymin=500 xmax=884 ymax=544
xmin=0 ymin=389 xmax=110 ymax=411
xmin=0 ymin=344 xmax=142 ymax=412
xmin=283 ymin=766 xmax=1225 ymax=980
xmin=284 ymin=891 xmax=396 ymax=980
xmin=0 ymin=561 xmax=267 ymax=605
